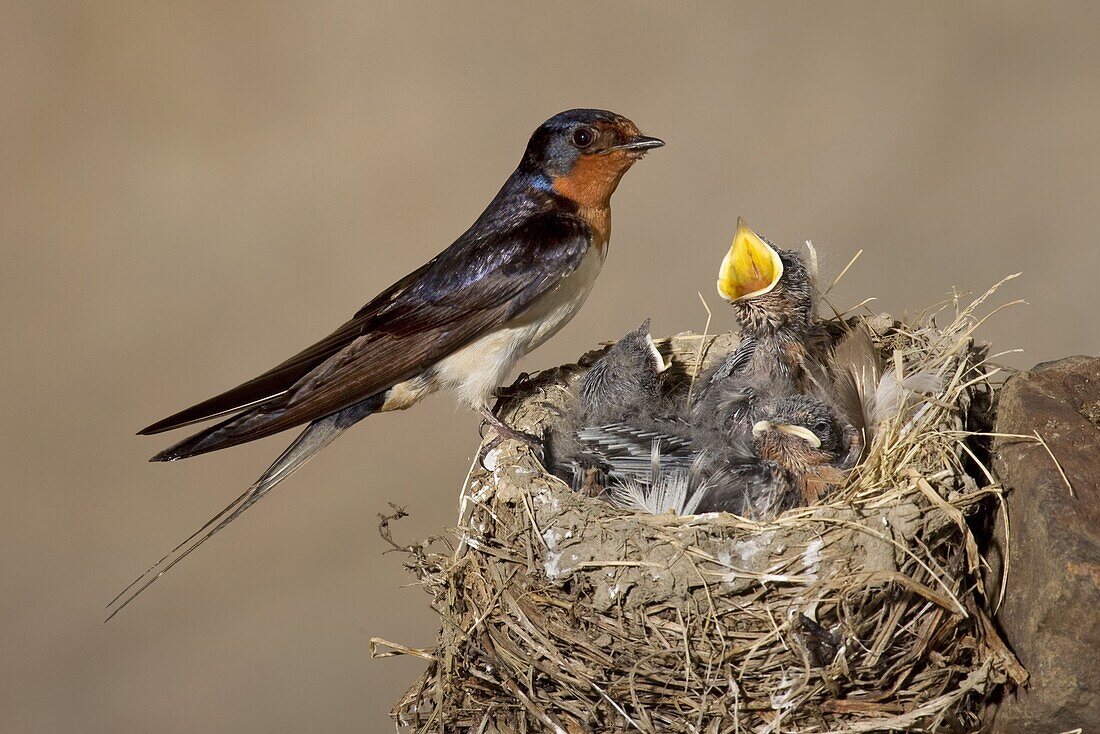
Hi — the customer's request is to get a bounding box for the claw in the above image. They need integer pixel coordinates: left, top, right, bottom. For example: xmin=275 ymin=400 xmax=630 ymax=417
xmin=477 ymin=434 xmax=505 ymax=471
xmin=478 ymin=407 xmax=544 ymax=463
xmin=491 ymin=373 xmax=533 ymax=413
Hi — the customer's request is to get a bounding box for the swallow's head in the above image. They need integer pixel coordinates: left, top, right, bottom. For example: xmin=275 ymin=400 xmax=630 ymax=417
xmin=751 ymin=394 xmax=853 ymax=474
xmin=522 ymin=109 xmax=663 ymax=207
xmin=717 ymin=218 xmax=814 ymax=337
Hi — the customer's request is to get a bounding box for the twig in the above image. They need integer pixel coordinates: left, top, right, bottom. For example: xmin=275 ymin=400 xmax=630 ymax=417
xmin=1033 ymin=430 xmax=1075 ymax=498
xmin=825 ymin=248 xmax=863 ymax=295
xmin=686 ymin=291 xmax=713 ymax=406
xmin=377 ymin=503 xmax=412 ymax=553
xmin=370 ymin=638 xmax=437 ymax=661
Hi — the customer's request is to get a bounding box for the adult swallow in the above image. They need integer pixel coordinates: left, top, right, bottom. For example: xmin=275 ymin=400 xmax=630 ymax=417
xmin=111 ymin=109 xmax=662 ymax=618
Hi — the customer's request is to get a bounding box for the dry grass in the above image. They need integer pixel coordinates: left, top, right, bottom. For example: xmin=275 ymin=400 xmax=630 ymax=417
xmin=378 ymin=283 xmax=1026 ymax=733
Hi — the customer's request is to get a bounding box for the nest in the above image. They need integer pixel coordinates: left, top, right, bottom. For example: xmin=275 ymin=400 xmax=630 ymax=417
xmin=378 ymin=285 xmax=1025 ymax=733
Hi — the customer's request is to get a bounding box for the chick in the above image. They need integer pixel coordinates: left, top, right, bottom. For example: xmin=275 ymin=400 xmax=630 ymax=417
xmin=690 ymin=219 xmax=826 ymax=438
xmin=713 ymin=218 xmax=827 ymax=386
xmin=576 ymin=318 xmax=671 ymax=424
xmin=692 ymin=393 xmax=859 ymax=517
xmin=551 ymin=223 xmax=894 ymax=511
xmin=544 ymin=319 xmax=674 ymax=493
xmin=690 ymin=370 xmax=776 ymax=460
xmin=553 ymin=220 xmax=843 ymax=504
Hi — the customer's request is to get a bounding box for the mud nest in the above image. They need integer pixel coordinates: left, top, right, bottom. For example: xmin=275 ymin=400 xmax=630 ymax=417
xmin=379 ymin=285 xmax=1025 ymax=733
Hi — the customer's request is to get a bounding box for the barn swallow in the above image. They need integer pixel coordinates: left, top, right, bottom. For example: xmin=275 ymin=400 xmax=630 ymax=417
xmin=111 ymin=109 xmax=662 ymax=618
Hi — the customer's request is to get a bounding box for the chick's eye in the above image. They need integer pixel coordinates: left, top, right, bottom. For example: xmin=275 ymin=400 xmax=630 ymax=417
xmin=572 ymin=127 xmax=595 ymax=148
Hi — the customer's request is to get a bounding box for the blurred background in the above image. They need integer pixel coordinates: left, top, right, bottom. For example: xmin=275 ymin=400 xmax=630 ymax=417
xmin=3 ymin=2 xmax=1098 ymax=732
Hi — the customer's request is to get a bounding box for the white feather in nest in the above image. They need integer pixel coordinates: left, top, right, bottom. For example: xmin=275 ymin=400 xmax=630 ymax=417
xmin=606 ymin=441 xmax=709 ymax=516
xmin=826 ymin=325 xmax=943 ymax=457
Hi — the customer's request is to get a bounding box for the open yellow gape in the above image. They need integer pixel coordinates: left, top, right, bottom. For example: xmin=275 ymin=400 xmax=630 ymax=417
xmin=717 ymin=217 xmax=784 ymax=302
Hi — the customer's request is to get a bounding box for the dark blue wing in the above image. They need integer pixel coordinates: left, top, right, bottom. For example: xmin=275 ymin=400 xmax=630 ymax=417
xmin=149 ymin=211 xmax=592 ymax=460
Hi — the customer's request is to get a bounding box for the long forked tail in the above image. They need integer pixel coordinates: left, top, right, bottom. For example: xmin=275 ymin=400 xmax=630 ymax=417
xmin=107 ymin=397 xmax=379 ymax=621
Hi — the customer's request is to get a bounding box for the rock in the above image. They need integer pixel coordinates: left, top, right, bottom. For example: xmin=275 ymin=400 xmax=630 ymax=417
xmin=989 ymin=355 xmax=1100 ymax=732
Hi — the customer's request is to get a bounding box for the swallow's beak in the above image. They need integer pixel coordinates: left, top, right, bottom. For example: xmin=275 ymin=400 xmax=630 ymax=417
xmin=717 ymin=218 xmax=784 ymax=302
xmin=752 ymin=420 xmax=823 ymax=448
xmin=607 ymin=135 xmax=665 ymax=153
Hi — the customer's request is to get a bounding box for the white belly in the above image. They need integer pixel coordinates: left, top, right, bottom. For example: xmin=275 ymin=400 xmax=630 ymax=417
xmin=434 ymin=245 xmax=606 ymax=408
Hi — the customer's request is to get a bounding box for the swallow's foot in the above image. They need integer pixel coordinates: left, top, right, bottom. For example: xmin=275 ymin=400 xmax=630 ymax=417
xmin=478 ymin=408 xmax=543 ymax=465
xmin=491 ymin=373 xmax=532 ymax=406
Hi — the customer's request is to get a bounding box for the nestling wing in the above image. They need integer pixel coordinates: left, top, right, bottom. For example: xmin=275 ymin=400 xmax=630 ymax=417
xmin=574 ymin=422 xmax=696 ymax=475
xmin=826 ymin=325 xmax=882 ymax=435
xmin=706 ymin=335 xmax=758 ymax=384
xmin=148 ymin=212 xmax=593 ymax=460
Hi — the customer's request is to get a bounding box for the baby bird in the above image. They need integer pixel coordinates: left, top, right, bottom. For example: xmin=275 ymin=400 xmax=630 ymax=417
xmin=552 ymin=221 xmax=901 ymax=516
xmin=599 ymin=392 xmax=857 ymax=520
xmin=713 ymin=218 xmax=826 ymax=386
xmin=544 ymin=319 xmax=676 ymax=493
xmin=690 ymin=219 xmax=825 ymax=435
xmin=693 ymin=393 xmax=860 ymax=517
xmin=576 ymin=318 xmax=671 ymax=424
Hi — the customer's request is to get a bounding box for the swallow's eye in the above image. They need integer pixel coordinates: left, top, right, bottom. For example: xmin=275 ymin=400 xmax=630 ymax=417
xmin=813 ymin=420 xmax=832 ymax=434
xmin=572 ymin=126 xmax=596 ymax=149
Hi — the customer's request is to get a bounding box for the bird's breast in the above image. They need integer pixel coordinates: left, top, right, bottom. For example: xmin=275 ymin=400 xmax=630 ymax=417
xmin=434 ymin=243 xmax=606 ymax=408
xmin=511 ymin=241 xmax=605 ymax=344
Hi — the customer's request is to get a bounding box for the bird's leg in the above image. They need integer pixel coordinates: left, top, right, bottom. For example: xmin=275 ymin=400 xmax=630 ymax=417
xmin=478 ymin=406 xmax=543 ymax=459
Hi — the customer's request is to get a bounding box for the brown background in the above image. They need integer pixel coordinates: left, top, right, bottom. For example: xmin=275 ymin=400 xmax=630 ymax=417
xmin=3 ymin=2 xmax=1098 ymax=732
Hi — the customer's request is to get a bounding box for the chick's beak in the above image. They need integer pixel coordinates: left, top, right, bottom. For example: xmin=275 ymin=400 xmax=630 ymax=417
xmin=717 ymin=218 xmax=784 ymax=302
xmin=752 ymin=420 xmax=823 ymax=449
xmin=644 ymin=333 xmax=673 ymax=373
xmin=607 ymin=135 xmax=665 ymax=152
